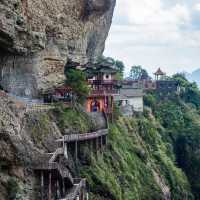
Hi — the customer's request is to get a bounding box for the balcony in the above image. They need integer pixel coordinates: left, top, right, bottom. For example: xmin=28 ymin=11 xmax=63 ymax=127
xmin=90 ymin=89 xmax=119 ymax=96
xmin=88 ymin=80 xmax=119 ymax=86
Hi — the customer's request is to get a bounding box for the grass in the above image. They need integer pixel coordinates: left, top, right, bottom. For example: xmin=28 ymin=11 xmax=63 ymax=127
xmin=52 ymin=104 xmax=96 ymax=134
xmin=80 ymin=116 xmax=193 ymax=200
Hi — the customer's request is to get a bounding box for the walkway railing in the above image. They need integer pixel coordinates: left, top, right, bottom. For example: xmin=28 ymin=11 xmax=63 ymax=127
xmin=25 ymin=103 xmax=55 ymax=113
xmin=57 ymin=129 xmax=108 ymax=143
xmin=60 ymin=179 xmax=86 ymax=200
xmin=50 ymin=162 xmax=74 ymax=184
xmin=49 ymin=148 xmax=63 ymax=163
xmin=90 ymin=89 xmax=119 ymax=96
xmin=35 ymin=161 xmax=74 ymax=184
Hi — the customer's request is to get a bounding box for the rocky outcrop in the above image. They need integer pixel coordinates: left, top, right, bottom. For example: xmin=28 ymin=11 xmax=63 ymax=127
xmin=0 ymin=95 xmax=63 ymax=199
xmin=0 ymin=94 xmax=109 ymax=199
xmin=0 ymin=0 xmax=116 ymax=97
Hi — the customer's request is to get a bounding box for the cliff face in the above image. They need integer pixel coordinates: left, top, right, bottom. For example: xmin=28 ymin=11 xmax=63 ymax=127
xmin=0 ymin=95 xmax=62 ymax=199
xmin=0 ymin=0 xmax=115 ymax=97
xmin=0 ymin=94 xmax=105 ymax=200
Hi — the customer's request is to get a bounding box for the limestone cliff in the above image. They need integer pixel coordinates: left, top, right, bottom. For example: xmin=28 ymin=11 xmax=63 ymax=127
xmin=0 ymin=95 xmax=61 ymax=199
xmin=0 ymin=94 xmax=105 ymax=200
xmin=0 ymin=0 xmax=116 ymax=97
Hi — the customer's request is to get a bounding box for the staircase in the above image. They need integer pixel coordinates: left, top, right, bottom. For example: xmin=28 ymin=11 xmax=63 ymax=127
xmin=35 ymin=145 xmax=87 ymax=200
xmin=60 ymin=179 xmax=86 ymax=200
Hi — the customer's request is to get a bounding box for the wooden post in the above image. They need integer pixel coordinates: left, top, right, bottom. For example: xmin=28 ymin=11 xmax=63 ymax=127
xmin=111 ymin=96 xmax=114 ymax=122
xmin=64 ymin=143 xmax=68 ymax=159
xmin=82 ymin=188 xmax=85 ymax=200
xmin=90 ymin=140 xmax=93 ymax=157
xmin=100 ymin=136 xmax=103 ymax=154
xmin=41 ymin=171 xmax=44 ymax=200
xmin=75 ymin=141 xmax=78 ymax=162
xmin=90 ymin=140 xmax=92 ymax=151
xmin=62 ymin=179 xmax=65 ymax=197
xmin=96 ymin=138 xmax=99 ymax=157
xmin=104 ymin=135 xmax=107 ymax=151
xmin=56 ymin=180 xmax=59 ymax=199
xmin=63 ymin=138 xmax=65 ymax=150
xmin=48 ymin=172 xmax=52 ymax=200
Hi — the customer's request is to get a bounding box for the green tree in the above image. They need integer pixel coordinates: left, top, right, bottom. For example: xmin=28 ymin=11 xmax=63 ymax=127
xmin=129 ymin=66 xmax=149 ymax=80
xmin=64 ymin=68 xmax=90 ymax=104
xmin=172 ymin=73 xmax=200 ymax=109
xmin=115 ymin=60 xmax=125 ymax=80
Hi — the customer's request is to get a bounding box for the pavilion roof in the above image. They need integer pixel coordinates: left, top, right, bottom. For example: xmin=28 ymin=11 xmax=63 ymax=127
xmin=154 ymin=68 xmax=166 ymax=76
xmin=84 ymin=63 xmax=118 ymax=77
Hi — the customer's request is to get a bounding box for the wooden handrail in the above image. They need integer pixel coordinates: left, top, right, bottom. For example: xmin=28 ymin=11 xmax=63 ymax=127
xmin=88 ymin=80 xmax=119 ymax=85
xmin=35 ymin=160 xmax=74 ymax=184
xmin=90 ymin=89 xmax=119 ymax=96
xmin=49 ymin=148 xmax=63 ymax=163
xmin=60 ymin=178 xmax=86 ymax=200
xmin=25 ymin=103 xmax=56 ymax=113
xmin=56 ymin=129 xmax=108 ymax=143
xmin=48 ymin=162 xmax=74 ymax=184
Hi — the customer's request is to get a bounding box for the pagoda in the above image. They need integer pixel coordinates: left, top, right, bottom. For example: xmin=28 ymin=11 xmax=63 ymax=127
xmin=154 ymin=68 xmax=166 ymax=80
xmin=85 ymin=62 xmax=119 ymax=118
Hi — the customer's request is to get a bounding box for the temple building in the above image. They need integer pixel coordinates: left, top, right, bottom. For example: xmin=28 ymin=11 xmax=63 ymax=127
xmin=43 ymin=86 xmax=73 ymax=104
xmin=156 ymin=80 xmax=180 ymax=94
xmin=115 ymin=81 xmax=144 ymax=115
xmin=123 ymin=79 xmax=156 ymax=91
xmin=85 ymin=63 xmax=120 ymax=118
xmin=154 ymin=68 xmax=180 ymax=94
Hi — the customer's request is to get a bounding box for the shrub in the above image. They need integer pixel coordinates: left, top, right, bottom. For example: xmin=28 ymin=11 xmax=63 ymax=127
xmin=65 ymin=68 xmax=90 ymax=104
xmin=7 ymin=178 xmax=20 ymax=200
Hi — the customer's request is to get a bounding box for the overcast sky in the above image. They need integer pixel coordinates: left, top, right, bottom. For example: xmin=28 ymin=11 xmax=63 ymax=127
xmin=104 ymin=0 xmax=200 ymax=76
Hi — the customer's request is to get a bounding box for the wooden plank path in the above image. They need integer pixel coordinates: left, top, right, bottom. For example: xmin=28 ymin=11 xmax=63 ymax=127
xmin=57 ymin=129 xmax=108 ymax=143
xmin=25 ymin=103 xmax=56 ymax=113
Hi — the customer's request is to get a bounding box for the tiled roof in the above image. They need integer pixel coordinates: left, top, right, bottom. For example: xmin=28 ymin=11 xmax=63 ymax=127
xmin=154 ymin=68 xmax=166 ymax=75
xmin=114 ymin=88 xmax=143 ymax=101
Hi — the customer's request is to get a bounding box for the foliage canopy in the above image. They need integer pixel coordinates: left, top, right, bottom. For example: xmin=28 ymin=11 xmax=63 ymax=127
xmin=129 ymin=66 xmax=149 ymax=80
xmin=64 ymin=68 xmax=90 ymax=103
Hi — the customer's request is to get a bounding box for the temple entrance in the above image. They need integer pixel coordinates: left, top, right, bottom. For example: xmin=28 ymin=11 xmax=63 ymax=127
xmin=90 ymin=99 xmax=100 ymax=112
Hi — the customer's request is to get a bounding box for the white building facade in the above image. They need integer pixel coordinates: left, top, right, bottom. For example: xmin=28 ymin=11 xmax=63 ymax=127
xmin=115 ymin=86 xmax=144 ymax=114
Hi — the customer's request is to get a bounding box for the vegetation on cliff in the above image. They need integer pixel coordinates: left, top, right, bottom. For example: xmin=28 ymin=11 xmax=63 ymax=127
xmin=80 ymin=115 xmax=193 ymax=200
xmin=144 ymin=74 xmax=200 ymax=199
xmin=75 ymin=74 xmax=200 ymax=200
xmin=51 ymin=105 xmax=96 ymax=134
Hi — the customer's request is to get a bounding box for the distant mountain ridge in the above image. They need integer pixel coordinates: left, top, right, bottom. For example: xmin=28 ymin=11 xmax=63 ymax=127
xmin=186 ymin=69 xmax=200 ymax=87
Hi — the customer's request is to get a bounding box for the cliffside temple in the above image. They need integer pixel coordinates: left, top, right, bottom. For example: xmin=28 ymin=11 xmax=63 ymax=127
xmin=1 ymin=0 xmax=200 ymax=200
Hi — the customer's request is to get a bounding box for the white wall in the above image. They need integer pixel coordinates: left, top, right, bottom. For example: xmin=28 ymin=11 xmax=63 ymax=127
xmin=128 ymin=97 xmax=143 ymax=112
xmin=103 ymin=74 xmax=112 ymax=81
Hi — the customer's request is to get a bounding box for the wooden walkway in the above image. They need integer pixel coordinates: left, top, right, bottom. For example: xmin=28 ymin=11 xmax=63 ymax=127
xmin=56 ymin=128 xmax=108 ymax=163
xmin=57 ymin=129 xmax=108 ymax=143
xmin=25 ymin=103 xmax=56 ymax=113
xmin=35 ymin=145 xmax=87 ymax=200
xmin=35 ymin=161 xmax=74 ymax=185
xmin=35 ymin=149 xmax=74 ymax=185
